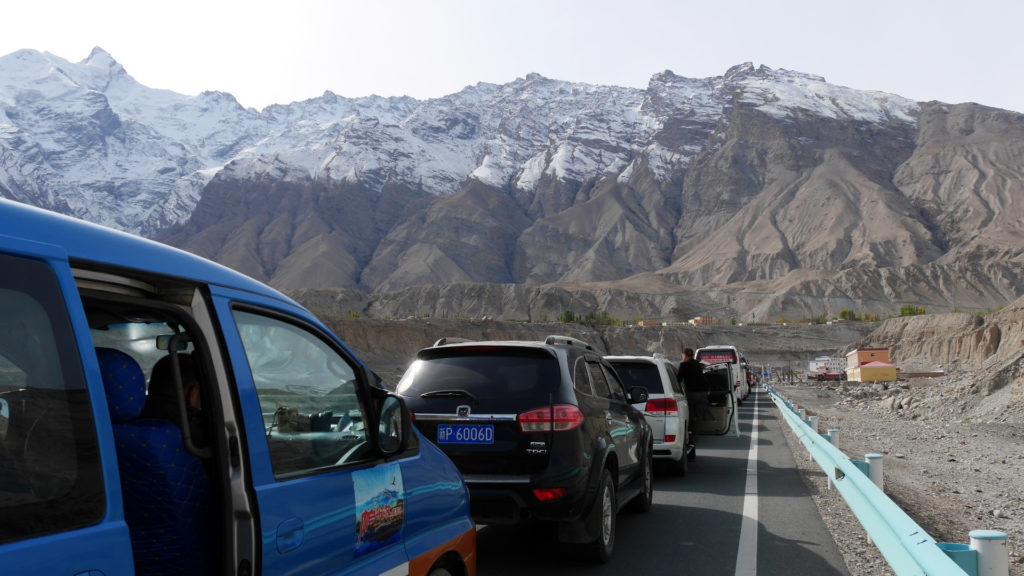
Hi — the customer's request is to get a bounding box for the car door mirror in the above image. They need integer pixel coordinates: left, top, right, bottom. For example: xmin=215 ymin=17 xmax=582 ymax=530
xmin=629 ymin=387 xmax=649 ymax=404
xmin=377 ymin=395 xmax=408 ymax=455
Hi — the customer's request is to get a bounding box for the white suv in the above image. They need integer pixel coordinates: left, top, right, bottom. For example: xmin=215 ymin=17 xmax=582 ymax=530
xmin=606 ymin=354 xmax=695 ymax=475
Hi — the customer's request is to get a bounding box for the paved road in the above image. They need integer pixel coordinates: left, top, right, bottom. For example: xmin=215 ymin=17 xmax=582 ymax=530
xmin=477 ymin=389 xmax=850 ymax=575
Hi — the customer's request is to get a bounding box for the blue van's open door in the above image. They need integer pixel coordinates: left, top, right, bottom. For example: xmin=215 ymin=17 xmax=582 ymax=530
xmin=0 ymin=236 xmax=134 ymax=575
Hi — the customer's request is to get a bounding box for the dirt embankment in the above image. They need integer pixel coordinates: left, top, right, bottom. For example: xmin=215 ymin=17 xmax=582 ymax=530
xmin=775 ymin=299 xmax=1024 ymax=573
xmin=854 ymin=300 xmax=1024 ymax=424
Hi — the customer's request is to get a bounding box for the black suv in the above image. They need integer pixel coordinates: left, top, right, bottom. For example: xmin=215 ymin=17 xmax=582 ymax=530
xmin=396 ymin=335 xmax=653 ymax=562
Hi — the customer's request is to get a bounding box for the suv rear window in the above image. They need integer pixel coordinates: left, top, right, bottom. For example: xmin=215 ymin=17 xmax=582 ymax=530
xmin=398 ymin=349 xmax=560 ymax=409
xmin=608 ymin=361 xmax=661 ymax=394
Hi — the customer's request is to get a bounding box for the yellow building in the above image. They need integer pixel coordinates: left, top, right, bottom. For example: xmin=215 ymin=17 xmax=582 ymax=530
xmin=846 ymin=348 xmax=890 ymax=366
xmin=848 ymin=361 xmax=898 ymax=383
xmin=846 ymin=348 xmax=897 ymax=382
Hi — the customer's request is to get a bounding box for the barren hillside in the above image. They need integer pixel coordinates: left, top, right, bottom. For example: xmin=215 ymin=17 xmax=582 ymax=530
xmin=855 ymin=297 xmax=1024 ymax=424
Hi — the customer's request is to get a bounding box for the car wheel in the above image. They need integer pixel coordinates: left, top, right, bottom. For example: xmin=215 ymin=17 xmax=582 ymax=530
xmin=587 ymin=469 xmax=617 ymax=563
xmin=630 ymin=448 xmax=654 ymax=511
xmin=427 ymin=569 xmax=452 ymax=576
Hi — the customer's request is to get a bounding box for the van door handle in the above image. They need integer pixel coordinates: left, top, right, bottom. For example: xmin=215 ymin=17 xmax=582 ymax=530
xmin=276 ymin=517 xmax=305 ymax=553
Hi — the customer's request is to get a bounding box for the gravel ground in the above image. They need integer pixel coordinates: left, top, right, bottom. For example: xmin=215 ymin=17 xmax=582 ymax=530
xmin=772 ymin=380 xmax=1024 ymax=575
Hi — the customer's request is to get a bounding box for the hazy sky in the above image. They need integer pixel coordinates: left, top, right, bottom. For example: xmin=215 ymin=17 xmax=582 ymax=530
xmin=4 ymin=0 xmax=1022 ymax=113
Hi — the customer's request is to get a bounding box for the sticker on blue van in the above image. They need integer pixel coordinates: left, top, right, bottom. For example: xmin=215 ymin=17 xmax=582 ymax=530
xmin=353 ymin=462 xmax=405 ymax=556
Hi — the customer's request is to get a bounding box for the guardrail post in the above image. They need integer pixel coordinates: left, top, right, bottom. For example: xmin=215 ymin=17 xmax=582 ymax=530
xmin=825 ymin=429 xmax=840 ymax=489
xmin=826 ymin=429 xmax=840 ymax=447
xmin=866 ymin=453 xmax=883 ymax=490
xmin=970 ymin=530 xmax=1009 ymax=576
xmin=808 ymin=415 xmax=819 ymax=433
xmin=798 ymin=408 xmax=806 ymax=420
xmin=936 ymin=543 xmax=977 ymax=575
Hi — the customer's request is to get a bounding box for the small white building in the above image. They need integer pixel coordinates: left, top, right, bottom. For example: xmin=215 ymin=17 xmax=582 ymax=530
xmin=809 ymin=355 xmax=847 ymax=374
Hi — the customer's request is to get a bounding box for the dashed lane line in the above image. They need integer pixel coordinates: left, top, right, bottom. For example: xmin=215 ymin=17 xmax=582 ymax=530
xmin=735 ymin=392 xmax=761 ymax=576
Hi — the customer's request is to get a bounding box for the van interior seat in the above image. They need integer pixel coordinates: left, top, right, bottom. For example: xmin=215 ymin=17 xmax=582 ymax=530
xmin=96 ymin=347 xmax=212 ymax=576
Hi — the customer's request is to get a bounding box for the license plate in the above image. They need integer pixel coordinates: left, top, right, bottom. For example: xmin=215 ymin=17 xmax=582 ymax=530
xmin=437 ymin=424 xmax=494 ymax=445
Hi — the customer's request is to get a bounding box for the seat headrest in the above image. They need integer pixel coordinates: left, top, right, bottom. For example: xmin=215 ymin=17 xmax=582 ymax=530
xmin=96 ymin=347 xmax=146 ymax=424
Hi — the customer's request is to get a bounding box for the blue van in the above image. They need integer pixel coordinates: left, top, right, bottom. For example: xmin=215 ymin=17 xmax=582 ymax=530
xmin=0 ymin=199 xmax=476 ymax=575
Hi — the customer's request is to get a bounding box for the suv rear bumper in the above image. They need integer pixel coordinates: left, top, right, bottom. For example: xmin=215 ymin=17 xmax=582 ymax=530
xmin=652 ymin=440 xmax=685 ymax=461
xmin=463 ymin=473 xmax=593 ymax=525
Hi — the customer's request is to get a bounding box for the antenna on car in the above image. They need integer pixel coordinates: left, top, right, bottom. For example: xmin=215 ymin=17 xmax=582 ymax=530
xmin=543 ymin=335 xmax=595 ymax=350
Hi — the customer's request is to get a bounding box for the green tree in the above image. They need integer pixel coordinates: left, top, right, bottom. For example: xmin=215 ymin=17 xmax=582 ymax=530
xmin=899 ymin=305 xmax=926 ymax=317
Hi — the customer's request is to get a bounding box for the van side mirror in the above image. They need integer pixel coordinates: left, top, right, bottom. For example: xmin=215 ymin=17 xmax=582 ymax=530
xmin=629 ymin=387 xmax=649 ymax=404
xmin=377 ymin=395 xmax=408 ymax=455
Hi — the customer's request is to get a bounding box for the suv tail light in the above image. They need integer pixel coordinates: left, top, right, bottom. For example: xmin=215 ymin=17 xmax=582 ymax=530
xmin=533 ymin=488 xmax=565 ymax=501
xmin=519 ymin=405 xmax=584 ymax=432
xmin=644 ymin=397 xmax=678 ymax=416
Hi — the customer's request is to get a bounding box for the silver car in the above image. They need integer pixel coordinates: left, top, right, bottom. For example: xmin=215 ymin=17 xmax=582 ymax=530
xmin=606 ymin=354 xmax=695 ymax=475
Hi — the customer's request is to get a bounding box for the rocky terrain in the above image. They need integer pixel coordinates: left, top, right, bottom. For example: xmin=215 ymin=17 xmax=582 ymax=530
xmin=776 ymin=380 xmax=1023 ymax=574
xmin=770 ymin=300 xmax=1024 ymax=573
xmin=6 ymin=48 xmax=1024 ymax=322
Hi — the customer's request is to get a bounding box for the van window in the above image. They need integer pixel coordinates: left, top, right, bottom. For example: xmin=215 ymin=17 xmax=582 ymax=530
xmin=232 ymin=310 xmax=372 ymax=478
xmin=0 ymin=254 xmax=103 ymax=544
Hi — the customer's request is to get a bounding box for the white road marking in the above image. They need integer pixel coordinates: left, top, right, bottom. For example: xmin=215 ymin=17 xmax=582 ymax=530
xmin=735 ymin=393 xmax=760 ymax=576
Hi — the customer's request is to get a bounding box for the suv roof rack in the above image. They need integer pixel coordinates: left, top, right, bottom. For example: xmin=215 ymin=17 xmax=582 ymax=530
xmin=544 ymin=335 xmax=595 ymax=350
xmin=432 ymin=337 xmax=473 ymax=347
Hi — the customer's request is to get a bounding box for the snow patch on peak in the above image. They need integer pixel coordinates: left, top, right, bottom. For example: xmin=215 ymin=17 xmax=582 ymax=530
xmin=724 ymin=62 xmax=756 ymax=79
xmin=736 ymin=68 xmax=919 ymax=124
xmin=84 ymin=46 xmax=116 ymax=66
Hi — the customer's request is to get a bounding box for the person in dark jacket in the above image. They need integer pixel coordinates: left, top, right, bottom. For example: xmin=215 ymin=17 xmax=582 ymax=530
xmin=677 ymin=347 xmax=706 ymax=391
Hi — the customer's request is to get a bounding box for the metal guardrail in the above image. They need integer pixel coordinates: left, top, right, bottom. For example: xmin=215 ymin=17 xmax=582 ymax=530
xmin=765 ymin=383 xmax=1009 ymax=576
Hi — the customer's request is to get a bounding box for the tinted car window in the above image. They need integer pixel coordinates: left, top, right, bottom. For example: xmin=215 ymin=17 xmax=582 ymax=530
xmin=586 ymin=361 xmax=611 ymax=399
xmin=232 ymin=310 xmax=371 ymax=478
xmin=398 ymin=349 xmax=560 ymax=409
xmin=572 ymin=357 xmax=592 ymax=395
xmin=601 ymin=365 xmax=627 ymax=401
xmin=608 ymin=362 xmax=661 ymax=394
xmin=0 ymin=254 xmax=103 ymax=544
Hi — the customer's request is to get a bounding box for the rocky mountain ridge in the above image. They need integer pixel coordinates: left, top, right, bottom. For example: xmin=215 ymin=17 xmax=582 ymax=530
xmin=3 ymin=48 xmax=1024 ymax=321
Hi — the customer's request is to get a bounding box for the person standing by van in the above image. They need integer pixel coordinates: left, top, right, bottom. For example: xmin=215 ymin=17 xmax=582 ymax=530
xmin=677 ymin=347 xmax=705 ymax=388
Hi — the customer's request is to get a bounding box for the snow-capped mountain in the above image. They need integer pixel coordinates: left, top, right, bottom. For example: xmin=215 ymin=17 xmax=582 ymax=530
xmin=0 ymin=48 xmax=915 ymax=233
xmin=4 ymin=47 xmax=1024 ymax=320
